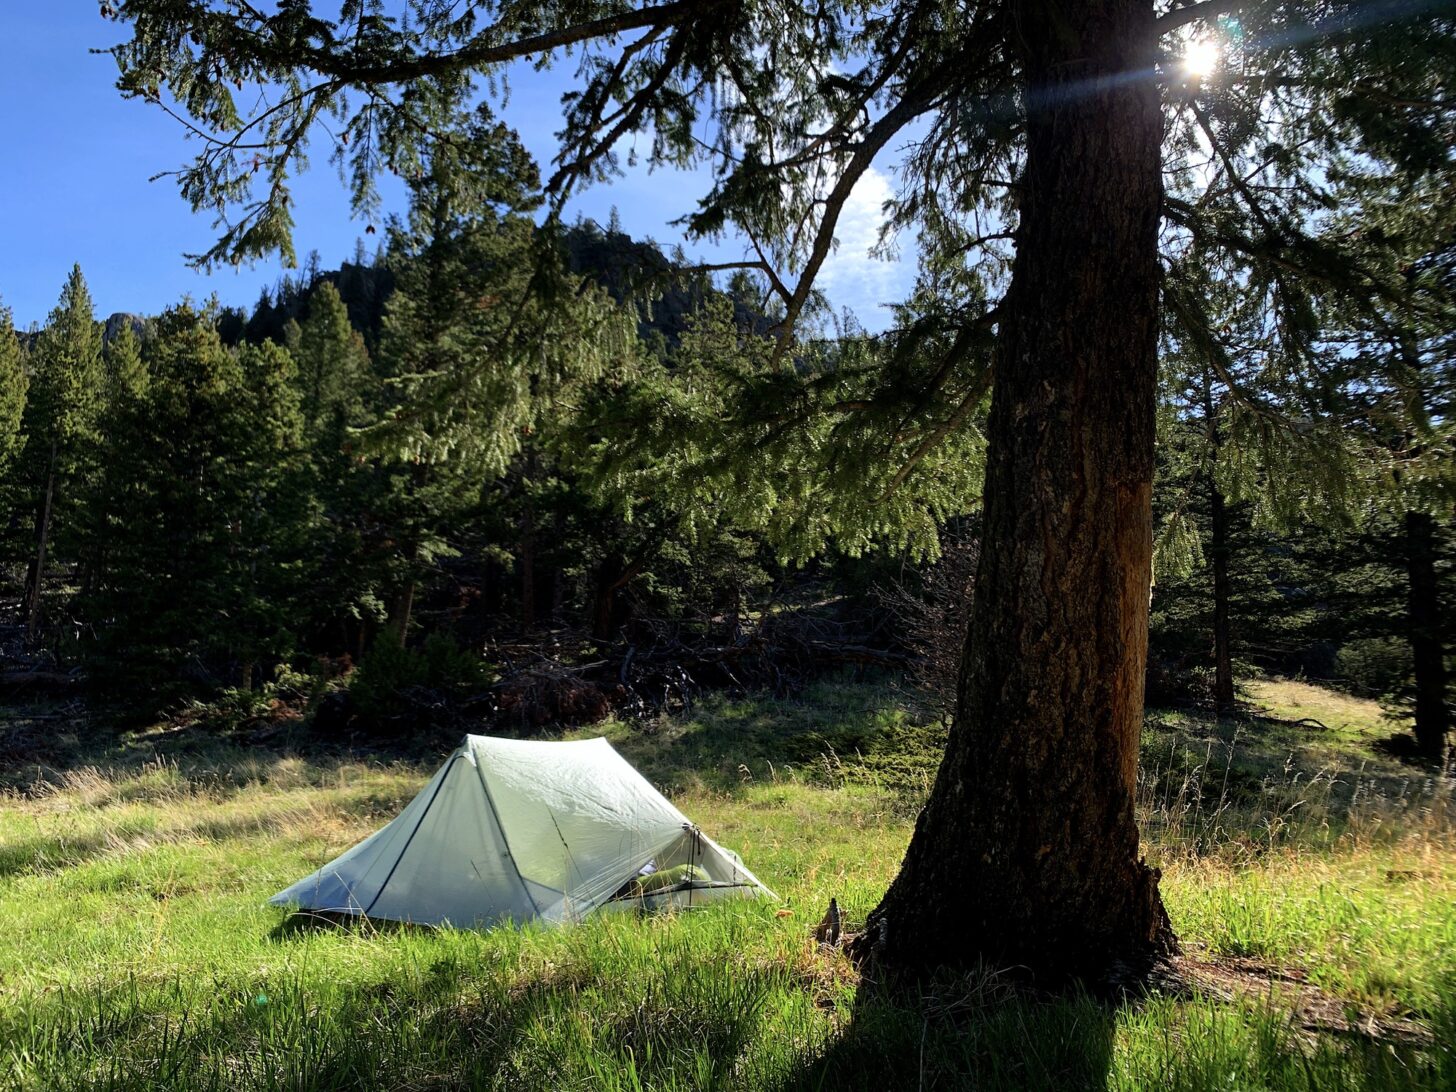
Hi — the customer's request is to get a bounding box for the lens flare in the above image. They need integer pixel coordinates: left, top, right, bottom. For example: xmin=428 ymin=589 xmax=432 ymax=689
xmin=1183 ymin=37 xmax=1221 ymax=79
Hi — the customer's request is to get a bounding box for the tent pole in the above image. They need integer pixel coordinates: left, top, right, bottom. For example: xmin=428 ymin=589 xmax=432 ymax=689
xmin=362 ymin=752 xmax=460 ymax=918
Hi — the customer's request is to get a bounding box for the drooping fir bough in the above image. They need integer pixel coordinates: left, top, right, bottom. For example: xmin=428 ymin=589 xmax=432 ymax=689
xmin=105 ymin=0 xmax=1455 ymax=983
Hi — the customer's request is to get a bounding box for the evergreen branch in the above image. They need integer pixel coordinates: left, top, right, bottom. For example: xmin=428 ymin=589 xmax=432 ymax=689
xmin=881 ymin=365 xmax=993 ymax=499
xmin=295 ymin=2 xmax=713 ymax=84
xmin=1155 ymin=0 xmax=1244 ymax=36
xmin=769 ymin=78 xmax=948 ymax=352
xmin=546 ymin=29 xmax=688 ymax=199
xmin=677 ymin=258 xmax=791 ymax=307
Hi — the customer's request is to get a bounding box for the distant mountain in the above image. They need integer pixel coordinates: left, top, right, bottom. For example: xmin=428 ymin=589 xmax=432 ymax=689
xmin=103 ymin=313 xmax=145 ymax=344
xmin=18 ymin=221 xmax=759 ymax=357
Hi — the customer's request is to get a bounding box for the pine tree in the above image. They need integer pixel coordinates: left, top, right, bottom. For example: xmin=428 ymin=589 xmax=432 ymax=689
xmin=294 ymin=281 xmax=369 ymax=432
xmin=0 ymin=301 xmax=27 ymax=482
xmin=288 ymin=281 xmax=382 ymax=657
xmin=102 ymin=323 xmax=148 ymax=403
xmin=364 ymin=102 xmax=630 ymax=642
xmin=1159 ymin=272 xmax=1369 ymax=710
xmin=81 ymin=306 xmax=307 ymax=704
xmin=1326 ymin=176 xmax=1456 ymax=763
xmin=19 ymin=265 xmax=104 ymax=639
xmin=69 ymin=322 xmax=151 ymax=599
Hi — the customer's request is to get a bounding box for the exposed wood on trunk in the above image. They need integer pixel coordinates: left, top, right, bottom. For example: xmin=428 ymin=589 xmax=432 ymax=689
xmin=1403 ymin=509 xmax=1447 ymax=763
xmin=853 ymin=0 xmax=1175 ymax=985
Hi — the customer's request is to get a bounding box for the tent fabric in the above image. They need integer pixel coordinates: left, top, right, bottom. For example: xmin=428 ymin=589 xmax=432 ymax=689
xmin=270 ymin=735 xmax=772 ymax=929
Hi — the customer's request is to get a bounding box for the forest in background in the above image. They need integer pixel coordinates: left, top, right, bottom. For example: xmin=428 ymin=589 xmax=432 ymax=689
xmin=0 ymin=194 xmax=1449 ymax=758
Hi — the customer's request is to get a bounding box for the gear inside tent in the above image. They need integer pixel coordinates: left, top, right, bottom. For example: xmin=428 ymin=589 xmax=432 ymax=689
xmin=270 ymin=734 xmax=773 ymax=927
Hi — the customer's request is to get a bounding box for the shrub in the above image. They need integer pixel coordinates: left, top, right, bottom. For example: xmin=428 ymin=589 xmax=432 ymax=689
xmin=1144 ymin=659 xmax=1214 ymax=708
xmin=347 ymin=633 xmax=492 ymax=726
xmin=1334 ymin=637 xmax=1411 ymax=698
xmin=876 ymin=525 xmax=978 ymax=720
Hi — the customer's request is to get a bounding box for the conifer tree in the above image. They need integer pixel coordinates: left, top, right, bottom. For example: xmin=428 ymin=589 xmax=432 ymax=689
xmin=295 ymin=281 xmax=369 ymax=432
xmin=287 ymin=281 xmax=382 ymax=656
xmin=1159 ymin=247 xmax=1372 ymax=710
xmin=70 ymin=322 xmax=152 ymax=599
xmin=81 ymin=306 xmax=307 ymax=702
xmin=103 ymin=323 xmax=148 ymax=404
xmin=1328 ymin=176 xmax=1456 ymax=763
xmin=0 ymin=301 xmax=27 ymax=483
xmin=365 ymin=101 xmax=630 ymax=642
xmin=20 ymin=265 xmax=103 ymax=639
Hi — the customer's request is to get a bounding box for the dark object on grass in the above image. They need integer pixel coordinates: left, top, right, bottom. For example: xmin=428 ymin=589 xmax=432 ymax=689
xmin=814 ymin=897 xmax=842 ymax=948
xmin=1374 ymin=731 xmax=1450 ymax=768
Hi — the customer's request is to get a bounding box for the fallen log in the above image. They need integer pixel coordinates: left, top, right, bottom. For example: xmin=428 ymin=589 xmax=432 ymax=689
xmin=0 ymin=669 xmax=83 ymax=692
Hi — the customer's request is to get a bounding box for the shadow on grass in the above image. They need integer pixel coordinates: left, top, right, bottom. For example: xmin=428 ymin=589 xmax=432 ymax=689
xmin=2 ymin=678 xmax=935 ymax=807
xmin=776 ymin=969 xmax=1456 ymax=1092
xmin=267 ymin=909 xmax=443 ymax=941
xmin=777 ymin=973 xmax=1118 ymax=1092
xmin=6 ymin=936 xmax=1454 ymax=1091
xmin=603 ymin=681 xmax=946 ymax=800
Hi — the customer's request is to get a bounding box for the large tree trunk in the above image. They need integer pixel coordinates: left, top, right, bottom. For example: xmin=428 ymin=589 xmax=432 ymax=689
xmin=1404 ymin=509 xmax=1447 ymax=763
xmin=853 ymin=0 xmax=1174 ymax=985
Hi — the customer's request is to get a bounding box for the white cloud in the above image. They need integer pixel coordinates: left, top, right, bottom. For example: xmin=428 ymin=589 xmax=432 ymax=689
xmin=816 ymin=165 xmax=914 ymax=329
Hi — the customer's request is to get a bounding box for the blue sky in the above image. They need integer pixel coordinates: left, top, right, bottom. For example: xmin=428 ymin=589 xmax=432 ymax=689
xmin=0 ymin=7 xmax=912 ymax=333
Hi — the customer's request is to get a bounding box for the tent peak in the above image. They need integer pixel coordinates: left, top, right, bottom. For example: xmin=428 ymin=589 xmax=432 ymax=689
xmin=461 ymin=732 xmax=614 ymax=749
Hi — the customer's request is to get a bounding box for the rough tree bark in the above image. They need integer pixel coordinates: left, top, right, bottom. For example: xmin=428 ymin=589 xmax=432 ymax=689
xmin=1404 ymin=509 xmax=1447 ymax=763
xmin=852 ymin=0 xmax=1175 ymax=985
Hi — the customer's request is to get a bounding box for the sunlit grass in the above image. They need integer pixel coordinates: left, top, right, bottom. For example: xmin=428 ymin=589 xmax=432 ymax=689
xmin=1 ymin=678 xmax=1452 ymax=1089
xmin=1245 ymin=677 xmax=1397 ymax=743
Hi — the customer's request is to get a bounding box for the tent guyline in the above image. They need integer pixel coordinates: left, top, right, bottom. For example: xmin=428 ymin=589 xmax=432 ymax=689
xmin=272 ymin=734 xmax=773 ymax=928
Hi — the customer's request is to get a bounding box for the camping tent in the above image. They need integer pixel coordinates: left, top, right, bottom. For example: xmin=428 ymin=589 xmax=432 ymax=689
xmin=270 ymin=734 xmax=772 ymax=928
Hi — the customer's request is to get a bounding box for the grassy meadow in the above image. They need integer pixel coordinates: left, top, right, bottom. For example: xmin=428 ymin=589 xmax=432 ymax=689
xmin=1 ymin=678 xmax=1453 ymax=1090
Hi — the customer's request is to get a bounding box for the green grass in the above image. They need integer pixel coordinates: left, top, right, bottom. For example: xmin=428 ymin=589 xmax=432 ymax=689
xmin=1 ymin=679 xmax=1453 ymax=1089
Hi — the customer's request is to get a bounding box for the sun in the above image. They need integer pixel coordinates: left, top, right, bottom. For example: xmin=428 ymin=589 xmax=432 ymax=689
xmin=1183 ymin=37 xmax=1221 ymax=79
